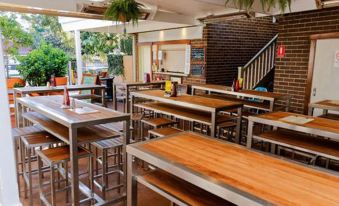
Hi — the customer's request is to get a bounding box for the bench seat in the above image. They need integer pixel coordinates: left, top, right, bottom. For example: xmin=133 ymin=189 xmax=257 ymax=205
xmin=254 ymin=130 xmax=339 ymax=161
xmin=136 ymin=169 xmax=235 ymax=206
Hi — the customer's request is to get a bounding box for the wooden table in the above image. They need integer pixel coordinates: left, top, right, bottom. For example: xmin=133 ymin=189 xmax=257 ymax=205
xmin=113 ymin=81 xmax=165 ymax=113
xmin=309 ymin=100 xmax=339 ymax=117
xmin=126 ymin=132 xmax=339 ymax=206
xmin=191 ymin=84 xmax=290 ymax=112
xmin=17 ymin=95 xmax=130 ymax=206
xmin=130 ymin=90 xmax=243 ymax=139
xmin=247 ymin=111 xmax=339 ymax=148
xmin=14 ymin=85 xmax=106 ymax=127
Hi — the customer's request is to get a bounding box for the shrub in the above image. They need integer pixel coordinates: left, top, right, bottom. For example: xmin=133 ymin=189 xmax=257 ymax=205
xmin=107 ymin=54 xmax=124 ymax=76
xmin=17 ymin=44 xmax=69 ymax=86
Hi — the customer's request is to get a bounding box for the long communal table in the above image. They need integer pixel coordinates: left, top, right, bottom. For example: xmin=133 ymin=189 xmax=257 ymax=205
xmin=130 ymin=90 xmax=243 ymax=139
xmin=246 ymin=111 xmax=339 ymax=148
xmin=14 ymin=84 xmax=106 ymax=127
xmin=113 ymin=81 xmax=165 ymax=113
xmin=126 ymin=131 xmax=339 ymax=206
xmin=308 ymin=100 xmax=339 ymax=120
xmin=17 ymin=95 xmax=130 ymax=206
xmin=191 ymin=83 xmax=291 ymax=112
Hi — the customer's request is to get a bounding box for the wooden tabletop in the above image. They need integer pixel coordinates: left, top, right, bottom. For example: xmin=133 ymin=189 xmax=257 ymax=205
xmin=127 ymin=132 xmax=339 ymax=206
xmin=131 ymin=90 xmax=243 ymax=112
xmin=249 ymin=112 xmax=339 ymax=139
xmin=17 ymin=95 xmax=129 ymax=128
xmin=309 ymin=100 xmax=339 ymax=111
xmin=114 ymin=81 xmax=165 ymax=87
xmin=192 ymin=84 xmax=289 ymax=101
xmin=14 ymin=84 xmax=105 ymax=94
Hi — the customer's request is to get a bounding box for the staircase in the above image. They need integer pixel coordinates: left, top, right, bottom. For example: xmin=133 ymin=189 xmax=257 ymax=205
xmin=238 ymin=34 xmax=278 ymax=90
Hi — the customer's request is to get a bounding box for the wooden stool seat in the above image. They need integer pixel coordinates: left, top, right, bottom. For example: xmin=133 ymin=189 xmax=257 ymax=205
xmin=148 ymin=127 xmax=182 ymax=138
xmin=141 ymin=117 xmax=177 ymax=128
xmin=12 ymin=125 xmax=44 ymax=139
xmin=38 ymin=146 xmax=91 ymax=164
xmin=136 ymin=169 xmax=235 ymax=206
xmin=217 ymin=121 xmax=237 ymax=129
xmin=21 ymin=132 xmax=61 ymax=148
xmin=92 ymin=137 xmax=123 ymax=150
xmin=131 ymin=113 xmax=144 ymax=121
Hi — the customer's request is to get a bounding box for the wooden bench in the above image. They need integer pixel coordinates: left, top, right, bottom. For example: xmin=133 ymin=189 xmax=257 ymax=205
xmin=148 ymin=127 xmax=183 ymax=138
xmin=135 ymin=169 xmax=235 ymax=206
xmin=253 ymin=130 xmax=339 ymax=162
xmin=319 ymin=113 xmax=339 ymax=121
xmin=135 ymin=102 xmax=234 ymax=126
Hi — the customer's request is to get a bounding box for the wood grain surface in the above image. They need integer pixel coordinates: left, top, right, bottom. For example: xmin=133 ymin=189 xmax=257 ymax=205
xmin=135 ymin=132 xmax=339 ymax=206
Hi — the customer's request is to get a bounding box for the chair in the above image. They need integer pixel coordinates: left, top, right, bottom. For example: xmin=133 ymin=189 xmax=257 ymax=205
xmin=37 ymin=146 xmax=93 ymax=206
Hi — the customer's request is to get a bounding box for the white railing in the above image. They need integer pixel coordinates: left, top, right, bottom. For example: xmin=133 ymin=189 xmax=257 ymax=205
xmin=238 ymin=34 xmax=278 ymax=90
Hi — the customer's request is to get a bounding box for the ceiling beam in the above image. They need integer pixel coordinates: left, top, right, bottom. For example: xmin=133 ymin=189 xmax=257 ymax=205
xmin=0 ymin=2 xmax=104 ymax=20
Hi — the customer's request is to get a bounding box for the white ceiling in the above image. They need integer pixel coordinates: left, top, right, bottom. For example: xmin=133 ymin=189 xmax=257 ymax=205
xmin=0 ymin=0 xmax=322 ymax=33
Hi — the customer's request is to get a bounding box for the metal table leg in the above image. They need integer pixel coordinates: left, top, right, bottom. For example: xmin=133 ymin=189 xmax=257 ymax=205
xmin=235 ymin=107 xmax=242 ymax=144
xmin=211 ymin=111 xmax=216 ymax=137
xmin=69 ymin=127 xmax=79 ymax=206
xmin=246 ymin=120 xmax=254 ymax=148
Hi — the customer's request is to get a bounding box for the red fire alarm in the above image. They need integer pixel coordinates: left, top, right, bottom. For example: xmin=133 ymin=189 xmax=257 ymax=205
xmin=277 ymin=45 xmax=285 ymax=58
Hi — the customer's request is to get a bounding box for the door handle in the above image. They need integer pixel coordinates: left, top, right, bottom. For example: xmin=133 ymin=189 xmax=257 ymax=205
xmin=312 ymin=88 xmax=317 ymax=97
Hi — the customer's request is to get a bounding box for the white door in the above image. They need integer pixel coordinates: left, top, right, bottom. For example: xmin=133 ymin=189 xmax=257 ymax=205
xmin=138 ymin=45 xmax=151 ymax=82
xmin=311 ymin=39 xmax=339 ymax=116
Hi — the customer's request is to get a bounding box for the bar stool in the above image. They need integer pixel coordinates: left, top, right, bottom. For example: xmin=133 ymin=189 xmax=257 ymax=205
xmin=131 ymin=113 xmax=144 ymax=142
xmin=37 ymin=145 xmax=93 ymax=206
xmin=12 ymin=125 xmax=45 ymax=195
xmin=20 ymin=132 xmax=62 ymax=206
xmin=91 ymin=137 xmax=123 ymax=200
xmin=141 ymin=117 xmax=177 ymax=140
xmin=217 ymin=121 xmax=237 ymax=141
xmin=148 ymin=127 xmax=183 ymax=139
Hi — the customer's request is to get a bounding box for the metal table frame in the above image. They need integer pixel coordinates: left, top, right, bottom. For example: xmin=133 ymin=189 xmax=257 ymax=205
xmin=308 ymin=100 xmax=339 ymax=116
xmin=191 ymin=84 xmax=291 ymax=112
xmin=14 ymin=85 xmax=106 ymax=128
xmin=130 ymin=90 xmax=243 ymax=140
xmin=126 ymin=132 xmax=339 ymax=206
xmin=246 ymin=112 xmax=339 ymax=149
xmin=16 ymin=96 xmax=130 ymax=206
xmin=113 ymin=81 xmax=165 ymax=113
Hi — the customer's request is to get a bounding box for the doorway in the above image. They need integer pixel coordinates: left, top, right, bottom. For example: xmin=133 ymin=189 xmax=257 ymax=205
xmin=306 ymin=33 xmax=339 ymax=115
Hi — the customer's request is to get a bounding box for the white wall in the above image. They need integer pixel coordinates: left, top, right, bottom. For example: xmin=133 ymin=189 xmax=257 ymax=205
xmin=0 ymin=34 xmax=21 ymax=206
xmin=138 ymin=26 xmax=203 ymax=43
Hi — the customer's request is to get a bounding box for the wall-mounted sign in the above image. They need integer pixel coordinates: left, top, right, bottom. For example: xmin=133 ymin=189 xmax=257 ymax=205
xmin=334 ymin=51 xmax=339 ymax=68
xmin=277 ymin=45 xmax=285 ymax=58
xmin=191 ymin=48 xmax=205 ymax=62
xmin=191 ymin=64 xmax=204 ymax=76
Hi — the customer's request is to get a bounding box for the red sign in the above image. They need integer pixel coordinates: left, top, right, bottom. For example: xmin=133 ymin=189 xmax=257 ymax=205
xmin=277 ymin=45 xmax=285 ymax=58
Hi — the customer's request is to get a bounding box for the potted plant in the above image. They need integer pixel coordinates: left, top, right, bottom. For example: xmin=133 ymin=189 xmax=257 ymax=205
xmin=105 ymin=0 xmax=143 ymax=34
xmin=17 ymin=43 xmax=69 ymax=86
xmin=226 ymin=0 xmax=291 ymax=12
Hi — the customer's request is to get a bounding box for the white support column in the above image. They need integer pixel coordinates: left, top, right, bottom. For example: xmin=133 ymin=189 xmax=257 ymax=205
xmin=132 ymin=34 xmax=137 ymax=82
xmin=74 ymin=30 xmax=83 ymax=84
xmin=0 ymin=32 xmax=22 ymax=206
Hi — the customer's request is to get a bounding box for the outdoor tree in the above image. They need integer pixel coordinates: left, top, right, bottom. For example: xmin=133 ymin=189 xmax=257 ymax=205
xmin=0 ymin=15 xmax=33 ymax=57
xmin=22 ymin=14 xmax=75 ymax=56
xmin=17 ymin=43 xmax=69 ymax=86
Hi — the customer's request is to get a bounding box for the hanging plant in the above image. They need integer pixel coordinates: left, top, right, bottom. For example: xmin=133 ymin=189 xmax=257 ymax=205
xmin=105 ymin=0 xmax=143 ymax=34
xmin=225 ymin=0 xmax=291 ymax=13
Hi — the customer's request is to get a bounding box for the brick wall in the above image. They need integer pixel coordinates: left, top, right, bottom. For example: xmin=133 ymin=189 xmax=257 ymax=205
xmin=274 ymin=7 xmax=339 ymax=113
xmin=205 ymin=16 xmax=277 ymax=85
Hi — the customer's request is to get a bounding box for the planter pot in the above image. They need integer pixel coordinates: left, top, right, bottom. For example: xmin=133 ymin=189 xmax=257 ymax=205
xmin=55 ymin=77 xmax=68 ymax=86
xmin=7 ymin=78 xmax=25 ymax=89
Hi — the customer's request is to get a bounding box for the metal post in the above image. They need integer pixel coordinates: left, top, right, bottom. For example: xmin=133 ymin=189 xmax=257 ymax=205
xmin=74 ymin=30 xmax=83 ymax=85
